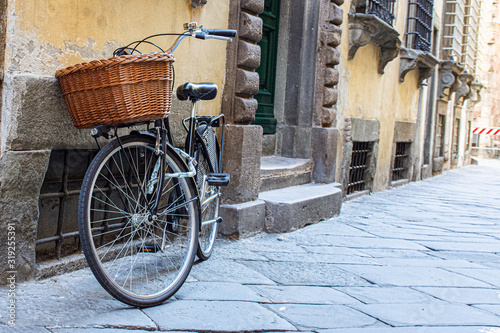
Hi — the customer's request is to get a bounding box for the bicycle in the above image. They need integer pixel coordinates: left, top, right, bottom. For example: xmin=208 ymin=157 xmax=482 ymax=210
xmin=56 ymin=23 xmax=235 ymax=307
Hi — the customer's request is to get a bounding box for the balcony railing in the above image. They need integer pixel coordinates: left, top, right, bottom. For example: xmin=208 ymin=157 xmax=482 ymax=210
xmin=367 ymin=0 xmax=397 ymax=26
xmin=406 ymin=0 xmax=434 ymax=51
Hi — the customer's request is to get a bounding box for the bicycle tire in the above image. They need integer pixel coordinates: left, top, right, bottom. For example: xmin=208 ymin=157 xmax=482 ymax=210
xmin=78 ymin=134 xmax=199 ymax=307
xmin=195 ymin=142 xmax=220 ymax=260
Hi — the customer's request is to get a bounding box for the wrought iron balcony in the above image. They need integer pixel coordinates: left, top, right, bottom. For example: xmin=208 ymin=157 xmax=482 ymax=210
xmin=367 ymin=0 xmax=396 ymax=26
xmin=406 ymin=0 xmax=434 ymax=52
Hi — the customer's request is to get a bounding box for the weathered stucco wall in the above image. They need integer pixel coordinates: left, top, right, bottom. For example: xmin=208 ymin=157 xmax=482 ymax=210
xmin=337 ymin=0 xmax=421 ymax=191
xmin=4 ymin=0 xmax=229 ymax=117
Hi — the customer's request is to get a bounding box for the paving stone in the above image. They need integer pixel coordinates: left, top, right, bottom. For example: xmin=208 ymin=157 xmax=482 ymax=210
xmin=265 ymin=304 xmax=380 ymax=329
xmin=444 ymin=268 xmax=500 ymax=288
xmin=316 ymin=327 xmax=500 ymax=332
xmin=257 ymin=251 xmax=379 ymax=265
xmin=350 ymin=303 xmax=500 ymax=326
xmin=336 ymin=287 xmax=438 ymax=304
xmin=250 ymin=285 xmax=360 ymax=305
xmin=0 ymin=326 xmax=50 ymax=333
xmin=473 ymin=304 xmax=500 ymax=316
xmin=417 ymin=241 xmax=500 ymax=253
xmin=358 ymin=249 xmax=434 ymax=258
xmin=302 ymin=246 xmax=371 ymax=257
xmin=52 ymin=329 xmax=163 ymax=333
xmin=338 ymin=265 xmax=492 ymax=287
xmin=175 ymin=282 xmax=269 ymax=302
xmin=428 ymin=251 xmax=500 ymax=264
xmin=289 ymin=235 xmax=429 ymax=250
xmin=415 ymin=287 xmax=500 ymax=304
xmin=143 ymin=300 xmax=296 ymax=331
xmin=189 ymin=260 xmax=276 ymax=285
xmin=241 ymin=261 xmax=371 ymax=286
xmin=373 ymin=258 xmax=482 ymax=268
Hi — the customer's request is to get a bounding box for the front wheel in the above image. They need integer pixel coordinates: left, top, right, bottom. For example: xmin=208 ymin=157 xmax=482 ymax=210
xmin=78 ymin=135 xmax=199 ymax=307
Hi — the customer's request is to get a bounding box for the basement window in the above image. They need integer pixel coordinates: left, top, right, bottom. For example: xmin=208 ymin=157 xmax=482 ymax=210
xmin=347 ymin=141 xmax=373 ymax=195
xmin=392 ymin=142 xmax=411 ymax=181
xmin=37 ymin=149 xmax=98 ymax=262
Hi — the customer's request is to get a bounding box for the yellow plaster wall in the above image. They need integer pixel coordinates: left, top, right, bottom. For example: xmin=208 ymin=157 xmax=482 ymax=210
xmin=5 ymin=0 xmax=230 ymax=116
xmin=338 ymin=0 xmax=421 ymax=191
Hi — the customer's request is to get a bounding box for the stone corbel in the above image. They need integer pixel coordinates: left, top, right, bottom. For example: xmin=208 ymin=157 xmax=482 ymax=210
xmin=348 ymin=13 xmax=401 ymax=74
xmin=399 ymin=47 xmax=440 ymax=87
xmin=455 ymin=73 xmax=474 ymax=102
xmin=469 ymin=81 xmax=484 ymax=106
xmin=437 ymin=60 xmax=464 ymax=99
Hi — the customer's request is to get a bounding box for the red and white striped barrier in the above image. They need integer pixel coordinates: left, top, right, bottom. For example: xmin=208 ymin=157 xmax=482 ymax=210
xmin=473 ymin=127 xmax=500 ymax=135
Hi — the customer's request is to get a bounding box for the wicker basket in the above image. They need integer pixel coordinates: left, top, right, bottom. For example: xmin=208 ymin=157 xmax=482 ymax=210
xmin=55 ymin=53 xmax=175 ymax=129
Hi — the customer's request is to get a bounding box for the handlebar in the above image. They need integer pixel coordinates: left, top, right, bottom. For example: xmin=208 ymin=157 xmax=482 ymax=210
xmin=113 ymin=23 xmax=237 ymax=57
xmin=205 ymin=29 xmax=237 ymax=37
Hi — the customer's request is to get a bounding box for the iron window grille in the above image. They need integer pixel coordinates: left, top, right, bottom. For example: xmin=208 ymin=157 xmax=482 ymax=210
xmin=37 ymin=149 xmax=97 ymax=261
xmin=347 ymin=141 xmax=373 ymax=195
xmin=435 ymin=115 xmax=445 ymax=157
xmin=366 ymin=0 xmax=397 ymax=26
xmin=453 ymin=118 xmax=460 ymax=154
xmin=405 ymin=0 xmax=434 ymax=51
xmin=392 ymin=142 xmax=411 ymax=181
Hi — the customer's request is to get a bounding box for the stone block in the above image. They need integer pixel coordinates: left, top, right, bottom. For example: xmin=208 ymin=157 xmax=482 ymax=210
xmin=259 ymin=183 xmax=342 ymax=233
xmin=235 ymin=68 xmax=259 ymax=96
xmin=237 ymin=40 xmax=261 ymax=70
xmin=322 ymin=25 xmax=342 ymax=43
xmin=1 ymin=73 xmax=96 ymax=151
xmin=329 ymin=3 xmax=344 ymax=26
xmin=324 ymin=67 xmax=339 ymax=86
xmin=233 ymin=96 xmax=258 ymax=124
xmin=241 ymin=0 xmax=265 ymax=14
xmin=222 ymin=125 xmax=263 ymax=203
xmin=326 ymin=46 xmax=341 ymax=66
xmin=312 ymin=127 xmax=339 ymax=183
xmin=323 ymin=87 xmax=338 ymax=107
xmin=239 ymin=12 xmax=263 ymax=43
xmin=0 ymin=150 xmax=51 ymax=284
xmin=279 ymin=126 xmax=312 ymax=159
xmin=421 ymin=164 xmax=432 ymax=179
xmin=433 ymin=156 xmax=444 ymax=173
xmin=322 ymin=106 xmax=337 ymax=127
xmin=219 ymin=200 xmax=266 ymax=239
xmin=394 ymin=121 xmax=417 ymax=142
xmin=351 ymin=118 xmax=380 ymax=142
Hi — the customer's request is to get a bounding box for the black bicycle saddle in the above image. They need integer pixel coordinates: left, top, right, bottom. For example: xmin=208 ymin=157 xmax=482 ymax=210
xmin=176 ymin=82 xmax=218 ymax=101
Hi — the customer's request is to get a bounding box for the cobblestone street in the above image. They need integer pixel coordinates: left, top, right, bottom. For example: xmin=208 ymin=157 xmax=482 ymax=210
xmin=2 ymin=160 xmax=500 ymax=332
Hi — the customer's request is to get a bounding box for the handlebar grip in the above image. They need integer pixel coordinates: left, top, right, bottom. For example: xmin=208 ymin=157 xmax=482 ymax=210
xmin=206 ymin=29 xmax=237 ymax=37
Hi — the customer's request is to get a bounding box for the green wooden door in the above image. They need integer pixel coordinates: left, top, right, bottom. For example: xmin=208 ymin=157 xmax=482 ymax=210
xmin=253 ymin=0 xmax=280 ymax=134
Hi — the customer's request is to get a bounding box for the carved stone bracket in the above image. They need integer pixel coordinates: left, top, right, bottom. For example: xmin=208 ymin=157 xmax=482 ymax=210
xmin=399 ymin=47 xmax=440 ymax=87
xmin=455 ymin=73 xmax=474 ymax=103
xmin=437 ymin=60 xmax=464 ymax=99
xmin=348 ymin=13 xmax=401 ymax=74
xmin=469 ymin=80 xmax=485 ymax=106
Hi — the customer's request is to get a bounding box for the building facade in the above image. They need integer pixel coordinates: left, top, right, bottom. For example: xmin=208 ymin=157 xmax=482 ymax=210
xmin=0 ymin=0 xmax=489 ymax=283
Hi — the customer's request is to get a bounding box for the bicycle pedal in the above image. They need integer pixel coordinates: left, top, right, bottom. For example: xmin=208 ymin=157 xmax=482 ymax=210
xmin=137 ymin=244 xmax=161 ymax=253
xmin=206 ymin=173 xmax=230 ymax=186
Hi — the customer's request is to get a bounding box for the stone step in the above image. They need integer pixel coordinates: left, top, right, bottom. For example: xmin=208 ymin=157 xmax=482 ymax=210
xmin=260 ymin=156 xmax=313 ymax=192
xmin=258 ymin=183 xmax=342 ymax=233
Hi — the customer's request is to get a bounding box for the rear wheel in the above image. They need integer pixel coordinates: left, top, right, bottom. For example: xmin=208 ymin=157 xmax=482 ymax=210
xmin=79 ymin=135 xmax=199 ymax=307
